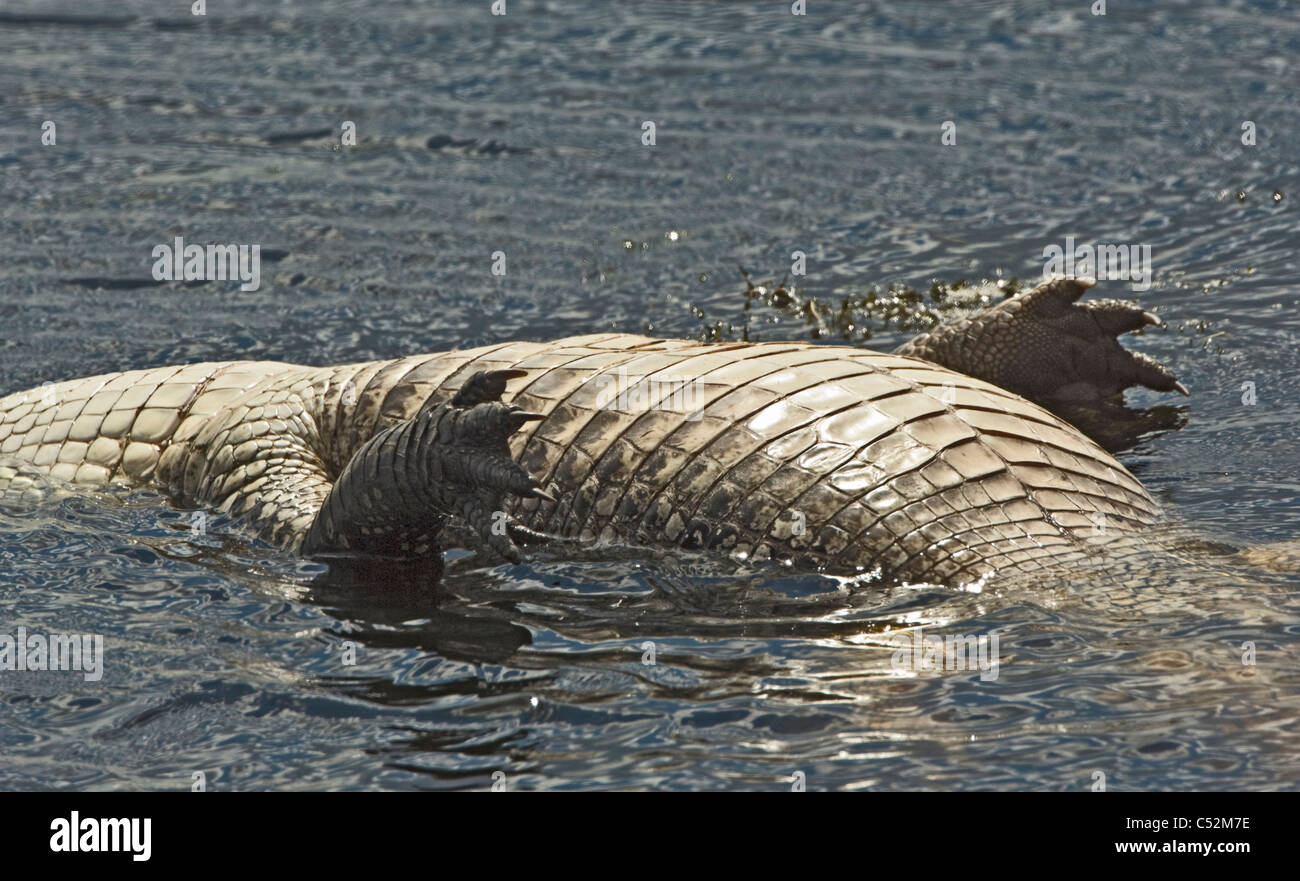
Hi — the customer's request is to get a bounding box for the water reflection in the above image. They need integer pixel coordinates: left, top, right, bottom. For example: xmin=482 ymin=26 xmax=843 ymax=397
xmin=1047 ymin=400 xmax=1189 ymax=454
xmin=308 ymin=560 xmax=533 ymax=666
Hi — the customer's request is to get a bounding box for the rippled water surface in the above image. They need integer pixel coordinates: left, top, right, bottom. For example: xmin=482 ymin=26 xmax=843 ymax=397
xmin=2 ymin=0 xmax=1299 ymax=790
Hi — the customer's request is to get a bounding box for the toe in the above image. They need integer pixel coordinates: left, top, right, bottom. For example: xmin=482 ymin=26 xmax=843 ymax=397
xmin=1120 ymin=349 xmax=1185 ymax=395
xmin=450 ymin=368 xmax=530 ymax=407
xmin=507 ymin=520 xmax=552 ymax=546
xmin=455 ymin=490 xmax=525 ymax=563
xmin=1021 ymin=276 xmax=1096 ymax=315
xmin=489 ymin=533 xmax=524 ymax=565
xmin=1083 ymin=298 xmax=1163 ymax=336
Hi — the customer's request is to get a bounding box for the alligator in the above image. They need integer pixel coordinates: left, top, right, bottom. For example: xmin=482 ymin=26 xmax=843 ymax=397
xmin=0 ymin=277 xmax=1260 ymax=588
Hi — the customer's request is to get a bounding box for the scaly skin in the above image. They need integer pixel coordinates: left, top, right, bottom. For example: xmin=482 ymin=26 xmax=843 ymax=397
xmin=0 ymin=279 xmax=1183 ymax=586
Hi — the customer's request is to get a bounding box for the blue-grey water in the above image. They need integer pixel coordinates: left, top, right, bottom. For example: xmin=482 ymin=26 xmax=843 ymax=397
xmin=1 ymin=0 xmax=1299 ymax=790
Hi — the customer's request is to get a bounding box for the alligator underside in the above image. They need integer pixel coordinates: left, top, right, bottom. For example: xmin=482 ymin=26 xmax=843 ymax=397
xmin=0 ymin=333 xmax=1166 ymax=587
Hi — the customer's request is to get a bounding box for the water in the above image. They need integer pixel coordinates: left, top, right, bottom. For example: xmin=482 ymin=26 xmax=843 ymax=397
xmin=1 ymin=0 xmax=1299 ymax=790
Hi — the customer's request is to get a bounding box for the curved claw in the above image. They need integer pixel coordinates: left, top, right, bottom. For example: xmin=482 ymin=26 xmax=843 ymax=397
xmin=505 ymin=408 xmax=547 ymax=433
xmin=527 ymin=485 xmax=556 ymax=503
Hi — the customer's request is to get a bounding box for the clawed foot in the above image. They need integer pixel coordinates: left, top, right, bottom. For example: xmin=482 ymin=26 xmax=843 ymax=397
xmin=895 ymin=277 xmax=1188 ymax=405
xmin=304 ymin=368 xmax=556 ymax=564
xmin=426 ymin=369 xmax=555 ymax=564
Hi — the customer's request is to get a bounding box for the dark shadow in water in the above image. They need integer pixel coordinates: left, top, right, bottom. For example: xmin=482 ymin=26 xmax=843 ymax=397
xmin=305 ymin=557 xmax=532 ymax=665
xmin=1044 ymin=400 xmax=1188 ymax=454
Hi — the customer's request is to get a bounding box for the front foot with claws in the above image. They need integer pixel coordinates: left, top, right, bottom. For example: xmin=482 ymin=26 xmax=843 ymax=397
xmin=303 ymin=368 xmax=555 ymax=565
